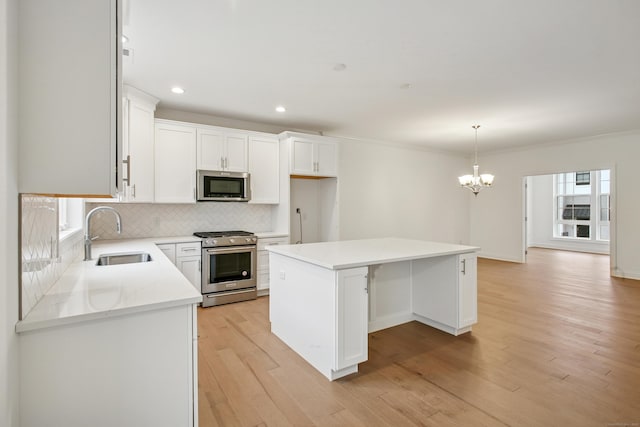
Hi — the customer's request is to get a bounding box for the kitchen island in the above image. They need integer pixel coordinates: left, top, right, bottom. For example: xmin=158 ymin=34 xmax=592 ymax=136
xmin=267 ymin=238 xmax=479 ymax=380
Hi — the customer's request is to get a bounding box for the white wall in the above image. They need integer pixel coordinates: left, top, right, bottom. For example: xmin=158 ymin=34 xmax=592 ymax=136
xmin=290 ymin=178 xmax=339 ymax=244
xmin=337 ymin=138 xmax=470 ymax=244
xmin=0 ymin=0 xmax=20 ymax=424
xmin=471 ymin=131 xmax=639 ymax=279
xmin=528 ymin=173 xmax=609 ymax=254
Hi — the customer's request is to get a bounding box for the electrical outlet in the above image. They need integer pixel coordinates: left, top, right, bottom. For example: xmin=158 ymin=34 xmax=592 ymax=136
xmin=279 ymin=271 xmax=286 ymax=280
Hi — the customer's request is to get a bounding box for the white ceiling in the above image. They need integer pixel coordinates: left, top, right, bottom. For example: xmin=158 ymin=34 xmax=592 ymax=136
xmin=123 ymin=0 xmax=640 ymax=154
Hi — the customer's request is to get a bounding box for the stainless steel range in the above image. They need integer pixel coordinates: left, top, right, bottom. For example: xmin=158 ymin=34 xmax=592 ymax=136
xmin=194 ymin=230 xmax=257 ymax=307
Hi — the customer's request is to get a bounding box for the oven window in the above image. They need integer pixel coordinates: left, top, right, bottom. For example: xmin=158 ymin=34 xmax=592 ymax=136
xmin=204 ymin=176 xmax=243 ymax=197
xmin=209 ymin=251 xmax=252 ymax=283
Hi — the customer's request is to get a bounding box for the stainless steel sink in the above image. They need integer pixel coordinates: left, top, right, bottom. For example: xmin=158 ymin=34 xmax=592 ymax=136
xmin=95 ymin=251 xmax=153 ymax=266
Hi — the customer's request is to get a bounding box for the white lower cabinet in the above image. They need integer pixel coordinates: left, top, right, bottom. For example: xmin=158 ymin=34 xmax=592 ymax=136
xmin=158 ymin=242 xmax=201 ymax=291
xmin=256 ymin=235 xmax=289 ymax=294
xmin=335 ymin=267 xmax=369 ymax=371
xmin=176 ymin=243 xmax=202 ymax=292
xmin=411 ymin=253 xmax=478 ymax=334
xmin=19 ymin=304 xmax=198 ymax=427
xmin=458 ymin=253 xmax=478 ymax=328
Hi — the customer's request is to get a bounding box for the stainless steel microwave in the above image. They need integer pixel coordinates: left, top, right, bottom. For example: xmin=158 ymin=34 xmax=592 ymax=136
xmin=197 ymin=170 xmax=251 ymax=202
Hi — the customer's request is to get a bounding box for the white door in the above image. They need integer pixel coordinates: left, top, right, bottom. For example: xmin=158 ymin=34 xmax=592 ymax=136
xmin=315 ymin=141 xmax=338 ymax=177
xmin=155 ymin=122 xmax=196 ymax=203
xmin=224 ymin=133 xmax=249 ymax=172
xmin=248 ymin=136 xmax=279 ymax=204
xmin=335 ymin=267 xmax=369 ymax=371
xmin=177 ymin=256 xmax=202 ymax=291
xmin=290 ymin=139 xmax=315 ymax=175
xmin=197 ymin=128 xmax=225 ymax=170
xmin=458 ymin=253 xmax=478 ymax=328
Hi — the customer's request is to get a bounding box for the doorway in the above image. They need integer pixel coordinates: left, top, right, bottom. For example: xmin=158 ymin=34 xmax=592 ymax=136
xmin=523 ymin=168 xmax=615 ymax=272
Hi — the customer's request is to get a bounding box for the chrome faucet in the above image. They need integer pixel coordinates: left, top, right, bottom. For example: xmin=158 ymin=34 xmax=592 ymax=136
xmin=84 ymin=206 xmax=122 ymax=260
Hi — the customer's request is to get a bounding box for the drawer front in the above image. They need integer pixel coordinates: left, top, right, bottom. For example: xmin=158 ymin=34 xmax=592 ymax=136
xmin=176 ymin=242 xmax=201 ymax=257
xmin=257 ymin=236 xmax=289 ymax=251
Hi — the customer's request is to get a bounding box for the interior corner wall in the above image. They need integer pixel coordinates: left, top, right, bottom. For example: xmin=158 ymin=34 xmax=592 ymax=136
xmin=0 ymin=0 xmax=20 ymax=424
xmin=470 ymin=131 xmax=640 ymax=279
xmin=336 ymin=138 xmax=470 ymax=245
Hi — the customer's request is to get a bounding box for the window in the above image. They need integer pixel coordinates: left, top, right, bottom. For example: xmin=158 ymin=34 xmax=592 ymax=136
xmin=553 ymin=170 xmax=609 ymax=241
xmin=58 ymin=198 xmax=84 ymax=240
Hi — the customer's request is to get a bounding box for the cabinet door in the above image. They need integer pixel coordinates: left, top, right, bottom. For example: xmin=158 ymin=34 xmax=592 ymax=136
xmin=18 ymin=0 xmax=121 ymax=196
xmin=155 ymin=122 xmax=196 ymax=203
xmin=315 ymin=141 xmax=338 ymax=177
xmin=458 ymin=253 xmax=478 ymax=328
xmin=177 ymin=255 xmax=202 ymax=291
xmin=335 ymin=267 xmax=369 ymax=371
xmin=290 ymin=138 xmax=315 ymax=175
xmin=126 ymin=95 xmax=156 ymax=202
xmin=197 ymin=128 xmax=225 ymax=171
xmin=157 ymin=243 xmax=176 ymax=265
xmin=248 ymin=136 xmax=279 ymax=204
xmin=224 ymin=133 xmax=249 ymax=172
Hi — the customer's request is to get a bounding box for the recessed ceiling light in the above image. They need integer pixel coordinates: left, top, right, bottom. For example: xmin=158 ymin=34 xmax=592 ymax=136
xmin=333 ymin=63 xmax=347 ymax=72
xmin=275 ymin=105 xmax=286 ymax=113
xmin=122 ymin=35 xmax=129 ymax=43
xmin=171 ymin=87 xmax=185 ymax=94
xmin=400 ymin=83 xmax=412 ymax=89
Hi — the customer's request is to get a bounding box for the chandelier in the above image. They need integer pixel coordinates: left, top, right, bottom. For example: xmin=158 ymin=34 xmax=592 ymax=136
xmin=458 ymin=125 xmax=494 ymax=196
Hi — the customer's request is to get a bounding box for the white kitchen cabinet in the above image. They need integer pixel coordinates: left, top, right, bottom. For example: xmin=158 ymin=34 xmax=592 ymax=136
xmin=248 ymin=135 xmax=280 ymax=204
xmin=256 ymin=235 xmax=289 ymax=294
xmin=176 ymin=242 xmax=202 ymax=292
xmin=157 ymin=243 xmax=176 ymax=265
xmin=197 ymin=127 xmax=248 ymax=172
xmin=458 ymin=253 xmax=478 ymax=328
xmin=157 ymin=242 xmax=201 ymax=292
xmin=411 ymin=253 xmax=478 ymax=334
xmin=154 ymin=121 xmax=197 ymax=203
xmin=19 ymin=304 xmax=198 ymax=427
xmin=285 ymin=133 xmax=338 ymax=177
xmin=122 ymin=86 xmax=158 ymax=202
xmin=335 ymin=267 xmax=369 ymax=371
xmin=18 ymin=0 xmax=122 ymax=196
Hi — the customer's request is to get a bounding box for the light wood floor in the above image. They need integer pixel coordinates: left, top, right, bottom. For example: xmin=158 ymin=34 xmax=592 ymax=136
xmin=197 ymin=248 xmax=640 ymax=426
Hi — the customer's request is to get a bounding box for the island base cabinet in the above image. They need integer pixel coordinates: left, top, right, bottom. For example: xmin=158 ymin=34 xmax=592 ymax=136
xmin=411 ymin=254 xmax=478 ymax=335
xmin=269 ymin=253 xmax=368 ymax=381
xmin=19 ymin=305 xmax=198 ymax=427
xmin=335 ymin=267 xmax=369 ymax=371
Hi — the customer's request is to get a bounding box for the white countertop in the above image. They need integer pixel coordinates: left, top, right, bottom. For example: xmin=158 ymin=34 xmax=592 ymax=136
xmin=266 ymin=238 xmax=480 ymax=270
xmin=16 ymin=237 xmax=203 ymax=333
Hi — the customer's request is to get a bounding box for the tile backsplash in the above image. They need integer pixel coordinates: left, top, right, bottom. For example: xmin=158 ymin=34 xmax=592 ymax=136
xmin=20 ymin=195 xmax=82 ymax=319
xmin=85 ymin=202 xmax=273 ymax=240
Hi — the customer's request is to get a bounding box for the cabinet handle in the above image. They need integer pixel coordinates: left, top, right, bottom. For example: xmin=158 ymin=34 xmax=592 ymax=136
xmin=225 ymin=157 xmax=228 ymax=169
xmin=221 ymin=156 xmax=225 ymax=169
xmin=123 ymin=155 xmax=131 ymax=184
xmin=198 ymin=260 xmax=201 ymax=272
xmin=131 ymin=184 xmax=136 ymax=198
xmin=461 ymin=259 xmax=466 ymax=275
xmin=181 ymin=248 xmax=197 ymax=252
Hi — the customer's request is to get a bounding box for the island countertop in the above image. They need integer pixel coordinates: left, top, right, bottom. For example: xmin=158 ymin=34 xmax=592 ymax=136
xmin=16 ymin=237 xmax=203 ymax=333
xmin=266 ymin=238 xmax=480 ymax=270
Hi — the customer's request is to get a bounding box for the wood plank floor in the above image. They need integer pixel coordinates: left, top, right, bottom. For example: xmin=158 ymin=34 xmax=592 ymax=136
xmin=197 ymin=248 xmax=640 ymax=426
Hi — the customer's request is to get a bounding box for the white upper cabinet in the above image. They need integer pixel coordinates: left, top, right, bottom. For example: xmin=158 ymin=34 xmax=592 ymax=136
xmin=122 ymin=86 xmax=158 ymax=203
xmin=154 ymin=121 xmax=197 ymax=203
xmin=248 ymin=135 xmax=280 ymax=204
xmin=18 ymin=0 xmax=122 ymax=196
xmin=197 ymin=127 xmax=248 ymax=172
xmin=283 ymin=132 xmax=339 ymax=178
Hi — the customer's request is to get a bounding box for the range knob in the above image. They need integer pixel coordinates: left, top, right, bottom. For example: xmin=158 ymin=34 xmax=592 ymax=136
xmin=212 ymin=239 xmax=218 ymax=245
xmin=245 ymin=238 xmax=251 ymax=243
xmin=229 ymin=238 xmax=236 ymax=244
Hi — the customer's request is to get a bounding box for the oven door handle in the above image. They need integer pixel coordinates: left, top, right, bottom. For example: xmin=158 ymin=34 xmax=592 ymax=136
xmin=205 ymin=245 xmax=256 ymax=255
